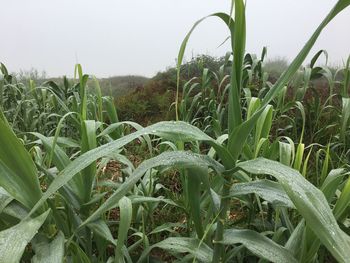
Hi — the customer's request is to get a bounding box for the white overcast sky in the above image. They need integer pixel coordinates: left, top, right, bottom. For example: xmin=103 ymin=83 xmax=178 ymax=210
xmin=0 ymin=0 xmax=349 ymax=77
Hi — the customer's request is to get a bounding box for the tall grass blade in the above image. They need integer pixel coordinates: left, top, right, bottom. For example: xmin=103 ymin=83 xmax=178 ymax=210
xmin=32 ymin=231 xmax=65 ymax=263
xmin=80 ymin=151 xmax=223 ymax=226
xmin=221 ymin=229 xmax=298 ymax=263
xmin=238 ymin=158 xmax=350 ymax=262
xmin=138 ymin=237 xmax=213 ymax=263
xmin=115 ymin=197 xmax=132 ymax=262
xmin=0 ymin=116 xmax=42 ymax=209
xmin=0 ymin=210 xmax=50 ymax=263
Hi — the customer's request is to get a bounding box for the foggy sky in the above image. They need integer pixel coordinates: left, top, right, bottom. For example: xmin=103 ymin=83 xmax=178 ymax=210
xmin=1 ymin=0 xmax=349 ymax=77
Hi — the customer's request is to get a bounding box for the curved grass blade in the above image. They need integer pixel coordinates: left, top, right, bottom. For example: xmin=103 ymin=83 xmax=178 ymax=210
xmin=228 ymin=0 xmax=350 ymax=160
xmin=80 ymin=151 xmax=223 ymax=227
xmin=321 ymin=169 xmax=348 ymax=203
xmin=221 ymin=229 xmax=297 ymax=263
xmin=175 ymin=12 xmax=234 ymax=120
xmin=0 ymin=117 xmax=42 ymax=209
xmin=238 ymin=158 xmax=350 ymax=262
xmin=262 ymin=0 xmax=350 ymax=107
xmin=137 ymin=237 xmax=213 ymax=263
xmin=115 ymin=197 xmax=132 ymax=262
xmin=187 ymin=167 xmax=206 ymax=238
xmin=81 ymin=120 xmax=97 ymax=203
xmin=228 ymin=180 xmax=294 ymax=208
xmin=32 ymin=231 xmax=65 ymax=263
xmin=334 ymin=174 xmax=350 ymax=220
xmin=0 ymin=210 xmax=50 ymax=263
xmin=26 ymin=122 xmax=230 ymax=219
xmin=0 ymin=187 xmax=13 ymax=213
xmin=87 ymin=219 xmax=116 ymax=246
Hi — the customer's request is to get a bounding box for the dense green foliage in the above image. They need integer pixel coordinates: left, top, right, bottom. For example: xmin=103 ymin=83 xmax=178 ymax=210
xmin=116 ymin=54 xmax=227 ymax=124
xmin=1 ymin=1 xmax=350 ymax=262
xmin=98 ymin=75 xmax=149 ymax=98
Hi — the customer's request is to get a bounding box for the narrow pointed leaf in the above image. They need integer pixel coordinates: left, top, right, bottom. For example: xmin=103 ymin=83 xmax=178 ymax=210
xmin=32 ymin=231 xmax=65 ymax=263
xmin=221 ymin=229 xmax=297 ymax=263
xmin=238 ymin=158 xmax=350 ymax=262
xmin=0 ymin=210 xmax=50 ymax=263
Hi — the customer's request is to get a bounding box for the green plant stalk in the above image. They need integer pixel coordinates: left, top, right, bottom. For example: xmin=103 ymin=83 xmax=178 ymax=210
xmin=187 ymin=167 xmax=205 ymax=239
xmin=340 ymin=97 xmax=350 ymax=143
xmin=213 ymin=1 xmax=246 ymax=261
xmin=212 ymin=176 xmax=231 ymax=262
xmin=0 ymin=78 xmax=3 ymax=108
xmin=227 ymin=0 xmax=245 ymax=135
xmin=343 ymin=55 xmax=350 ymax=97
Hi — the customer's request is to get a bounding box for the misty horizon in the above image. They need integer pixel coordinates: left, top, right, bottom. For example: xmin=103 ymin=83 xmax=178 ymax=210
xmin=1 ymin=0 xmax=349 ymax=78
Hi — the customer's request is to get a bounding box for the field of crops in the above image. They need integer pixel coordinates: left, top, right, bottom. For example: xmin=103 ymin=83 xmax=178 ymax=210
xmin=1 ymin=0 xmax=350 ymax=262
